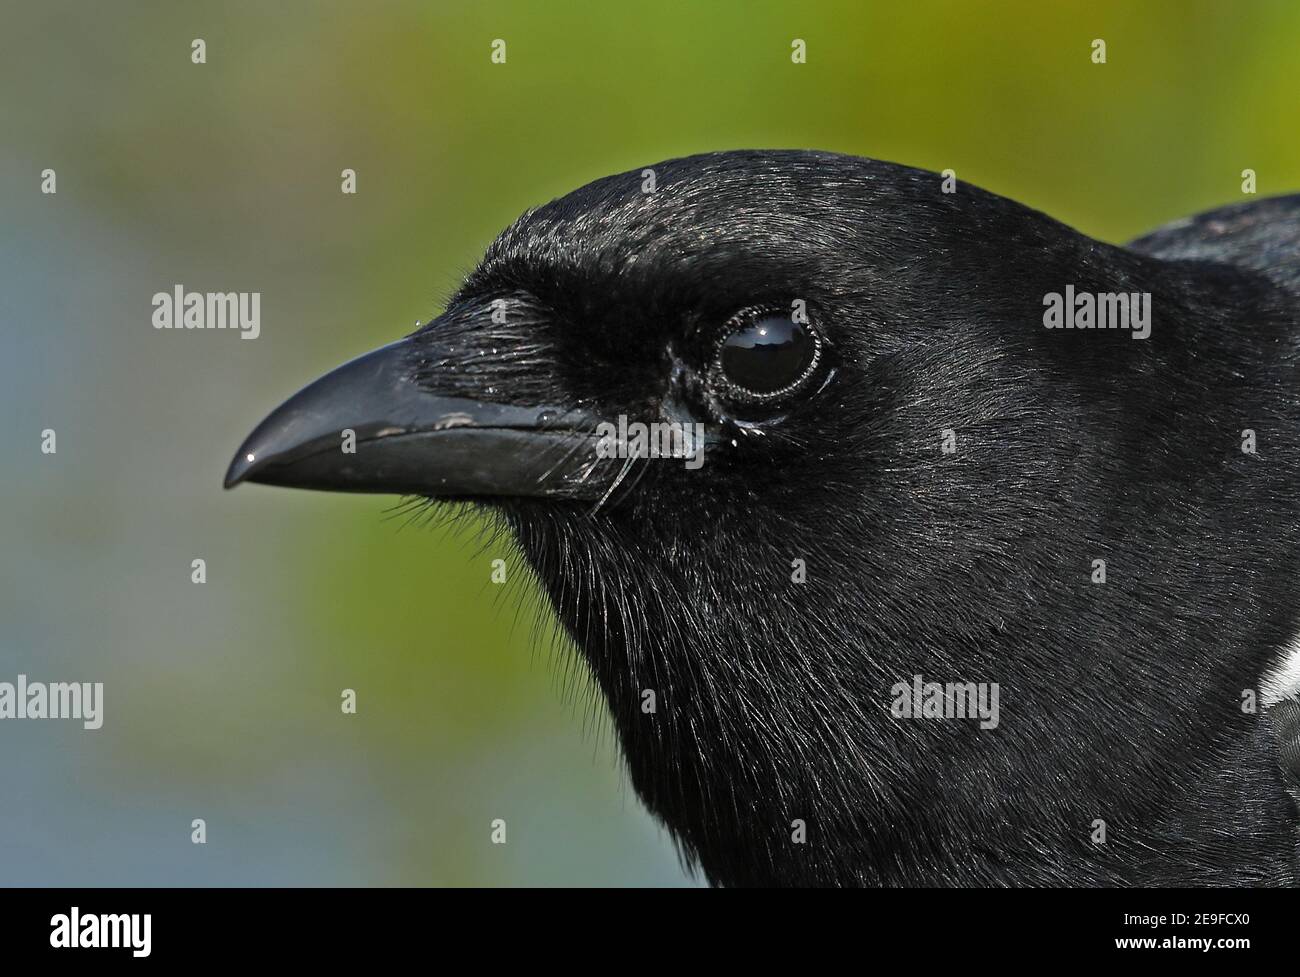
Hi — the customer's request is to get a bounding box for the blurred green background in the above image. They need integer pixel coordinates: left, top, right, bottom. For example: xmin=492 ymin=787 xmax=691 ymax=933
xmin=1 ymin=0 xmax=1296 ymax=885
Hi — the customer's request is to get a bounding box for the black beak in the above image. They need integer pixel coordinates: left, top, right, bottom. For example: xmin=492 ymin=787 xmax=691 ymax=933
xmin=224 ymin=336 xmax=616 ymax=500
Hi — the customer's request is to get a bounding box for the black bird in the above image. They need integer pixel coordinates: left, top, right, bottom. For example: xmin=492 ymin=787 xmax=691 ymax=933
xmin=226 ymin=150 xmax=1300 ymax=887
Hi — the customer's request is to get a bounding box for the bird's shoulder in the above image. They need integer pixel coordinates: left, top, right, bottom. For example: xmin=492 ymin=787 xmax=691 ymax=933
xmin=1127 ymin=194 xmax=1300 ymax=294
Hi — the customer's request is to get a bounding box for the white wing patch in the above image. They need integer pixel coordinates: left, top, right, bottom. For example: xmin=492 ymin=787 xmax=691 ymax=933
xmin=1261 ymin=635 xmax=1300 ymax=706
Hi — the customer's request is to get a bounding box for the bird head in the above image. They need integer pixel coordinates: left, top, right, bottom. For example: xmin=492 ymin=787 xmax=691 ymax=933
xmin=226 ymin=150 xmax=1290 ymax=885
xmin=226 ymin=150 xmax=1122 ymax=551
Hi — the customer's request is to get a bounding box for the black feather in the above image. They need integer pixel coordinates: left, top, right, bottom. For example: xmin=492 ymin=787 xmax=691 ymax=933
xmin=416 ymin=150 xmax=1300 ymax=886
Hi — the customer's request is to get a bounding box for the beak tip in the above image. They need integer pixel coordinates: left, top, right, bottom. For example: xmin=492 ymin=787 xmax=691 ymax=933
xmin=223 ymin=450 xmax=257 ymax=489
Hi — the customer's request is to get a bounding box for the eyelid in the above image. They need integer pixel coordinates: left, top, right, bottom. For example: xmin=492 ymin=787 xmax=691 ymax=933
xmin=685 ymin=303 xmax=787 ymax=347
xmin=719 ymin=303 xmax=793 ymax=332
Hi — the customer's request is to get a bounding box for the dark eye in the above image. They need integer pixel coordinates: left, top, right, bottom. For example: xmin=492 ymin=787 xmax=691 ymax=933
xmin=708 ymin=307 xmax=824 ymax=404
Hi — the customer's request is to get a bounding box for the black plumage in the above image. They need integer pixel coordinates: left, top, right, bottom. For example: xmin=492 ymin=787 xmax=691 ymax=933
xmin=229 ymin=150 xmax=1300 ymax=886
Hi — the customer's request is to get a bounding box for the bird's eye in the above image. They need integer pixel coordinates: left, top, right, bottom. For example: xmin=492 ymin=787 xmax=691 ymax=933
xmin=708 ymin=307 xmax=824 ymax=404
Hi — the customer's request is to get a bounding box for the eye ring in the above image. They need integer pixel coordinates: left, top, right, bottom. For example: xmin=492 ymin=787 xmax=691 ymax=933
xmin=706 ymin=305 xmax=825 ymax=405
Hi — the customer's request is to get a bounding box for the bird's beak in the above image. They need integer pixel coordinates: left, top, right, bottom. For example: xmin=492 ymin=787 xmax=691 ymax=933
xmin=223 ymin=336 xmax=616 ymax=500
